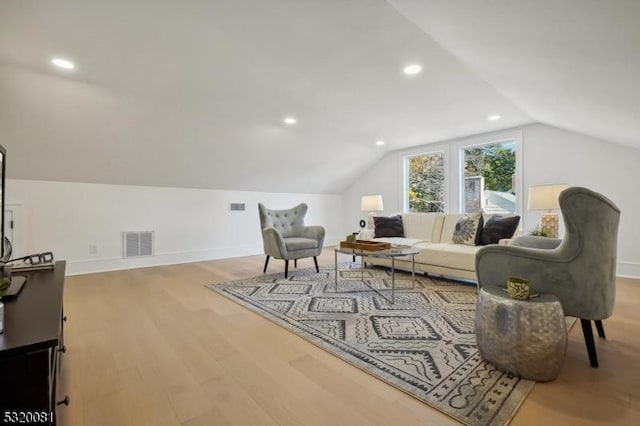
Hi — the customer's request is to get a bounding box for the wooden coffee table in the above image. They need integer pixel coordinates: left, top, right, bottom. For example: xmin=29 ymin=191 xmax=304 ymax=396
xmin=333 ymin=245 xmax=421 ymax=303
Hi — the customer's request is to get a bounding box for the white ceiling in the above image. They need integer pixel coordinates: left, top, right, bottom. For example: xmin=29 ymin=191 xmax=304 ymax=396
xmin=0 ymin=0 xmax=636 ymax=193
xmin=390 ymin=0 xmax=640 ymax=148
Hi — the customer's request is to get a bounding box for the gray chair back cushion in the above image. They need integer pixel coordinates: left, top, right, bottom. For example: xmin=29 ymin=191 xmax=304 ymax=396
xmin=258 ymin=203 xmax=307 ymax=238
xmin=557 ymin=187 xmax=620 ymax=317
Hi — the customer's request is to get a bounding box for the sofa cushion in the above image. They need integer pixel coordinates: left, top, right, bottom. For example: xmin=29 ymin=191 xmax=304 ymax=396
xmin=284 ymin=237 xmax=319 ymax=251
xmin=374 ymin=216 xmax=404 ymax=238
xmin=478 ymin=215 xmax=521 ymax=245
xmin=414 ymin=242 xmax=478 ymax=271
xmin=452 ymin=213 xmax=483 ymax=245
xmin=398 ymin=212 xmax=444 ymax=242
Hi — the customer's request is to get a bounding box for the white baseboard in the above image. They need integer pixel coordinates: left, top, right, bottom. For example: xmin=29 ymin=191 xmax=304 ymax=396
xmin=66 ymin=236 xmax=342 ymax=276
xmin=66 ymin=245 xmax=262 ymax=275
xmin=616 ymin=261 xmax=640 ymax=279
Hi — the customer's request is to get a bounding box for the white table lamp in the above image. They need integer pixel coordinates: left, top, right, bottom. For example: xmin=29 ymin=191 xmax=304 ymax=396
xmin=528 ymin=184 xmax=569 ymax=238
xmin=361 ymin=195 xmax=384 ymax=229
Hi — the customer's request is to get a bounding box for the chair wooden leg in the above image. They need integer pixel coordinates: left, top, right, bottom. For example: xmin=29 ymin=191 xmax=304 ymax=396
xmin=284 ymin=260 xmax=289 ymax=278
xmin=595 ymin=320 xmax=606 ymax=339
xmin=294 ymin=259 xmax=297 ymax=268
xmin=313 ymin=256 xmax=319 ymax=273
xmin=263 ymin=256 xmax=270 ymax=273
xmin=580 ymin=319 xmax=599 ymax=368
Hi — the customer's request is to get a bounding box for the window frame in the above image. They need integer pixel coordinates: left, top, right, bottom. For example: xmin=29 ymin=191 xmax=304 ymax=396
xmin=455 ymin=133 xmax=523 ymax=216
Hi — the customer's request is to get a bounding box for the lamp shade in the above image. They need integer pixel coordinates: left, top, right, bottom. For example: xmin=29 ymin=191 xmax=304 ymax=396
xmin=527 ymin=184 xmax=569 ymax=210
xmin=361 ymin=195 xmax=384 ymax=212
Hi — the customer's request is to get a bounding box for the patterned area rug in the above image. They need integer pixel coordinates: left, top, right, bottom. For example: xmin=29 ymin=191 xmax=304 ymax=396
xmin=206 ymin=263 xmax=533 ymax=425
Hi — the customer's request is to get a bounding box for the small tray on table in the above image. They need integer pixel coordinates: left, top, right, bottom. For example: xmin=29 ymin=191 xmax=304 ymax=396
xmin=339 ymin=240 xmax=391 ymax=251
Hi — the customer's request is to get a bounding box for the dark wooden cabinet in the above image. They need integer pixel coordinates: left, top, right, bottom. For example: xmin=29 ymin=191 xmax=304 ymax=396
xmin=0 ymin=261 xmax=66 ymax=425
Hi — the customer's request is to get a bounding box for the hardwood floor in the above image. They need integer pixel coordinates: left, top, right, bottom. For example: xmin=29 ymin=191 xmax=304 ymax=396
xmin=57 ymin=248 xmax=640 ymax=425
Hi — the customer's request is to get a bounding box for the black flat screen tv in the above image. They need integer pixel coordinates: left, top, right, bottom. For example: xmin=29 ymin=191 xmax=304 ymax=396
xmin=0 ymin=143 xmax=26 ymax=300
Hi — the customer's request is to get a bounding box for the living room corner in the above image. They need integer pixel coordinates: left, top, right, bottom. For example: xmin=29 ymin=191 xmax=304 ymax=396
xmin=2 ymin=1 xmax=639 ymax=425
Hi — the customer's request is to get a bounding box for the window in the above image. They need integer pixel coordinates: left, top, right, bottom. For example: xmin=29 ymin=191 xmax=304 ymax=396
xmin=401 ymin=131 xmax=521 ymax=216
xmin=405 ymin=151 xmax=445 ymax=212
xmin=461 ymin=140 xmax=516 ymax=214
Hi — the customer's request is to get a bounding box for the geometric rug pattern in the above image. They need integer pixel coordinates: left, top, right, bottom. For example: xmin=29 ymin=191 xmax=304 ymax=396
xmin=207 ymin=262 xmax=534 ymax=426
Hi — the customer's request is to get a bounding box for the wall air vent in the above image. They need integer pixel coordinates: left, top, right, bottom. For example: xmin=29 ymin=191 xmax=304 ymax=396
xmin=229 ymin=203 xmax=246 ymax=212
xmin=123 ymin=231 xmax=154 ymax=258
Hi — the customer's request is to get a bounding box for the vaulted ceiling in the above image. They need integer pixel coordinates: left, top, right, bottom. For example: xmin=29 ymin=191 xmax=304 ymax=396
xmin=0 ymin=1 xmax=637 ymax=193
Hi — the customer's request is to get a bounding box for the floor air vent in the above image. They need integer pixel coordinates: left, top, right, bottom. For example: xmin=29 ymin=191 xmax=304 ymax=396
xmin=123 ymin=231 xmax=154 ymax=258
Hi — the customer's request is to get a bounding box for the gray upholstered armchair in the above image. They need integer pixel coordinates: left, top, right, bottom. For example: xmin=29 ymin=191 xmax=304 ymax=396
xmin=476 ymin=187 xmax=620 ymax=367
xmin=258 ymin=203 xmax=325 ymax=278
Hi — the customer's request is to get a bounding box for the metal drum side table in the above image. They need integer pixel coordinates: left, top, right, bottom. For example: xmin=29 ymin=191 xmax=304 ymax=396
xmin=475 ymin=286 xmax=567 ymax=382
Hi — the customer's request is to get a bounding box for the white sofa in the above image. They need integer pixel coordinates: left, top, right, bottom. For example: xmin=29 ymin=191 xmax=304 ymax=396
xmin=359 ymin=212 xmax=501 ymax=281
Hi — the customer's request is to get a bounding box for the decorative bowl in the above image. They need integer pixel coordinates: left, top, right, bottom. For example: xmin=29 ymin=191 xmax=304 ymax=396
xmin=507 ymin=277 xmax=530 ymax=300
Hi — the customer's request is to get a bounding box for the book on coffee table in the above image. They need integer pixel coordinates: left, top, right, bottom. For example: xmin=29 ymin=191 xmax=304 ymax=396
xmin=9 ymin=261 xmax=55 ymax=272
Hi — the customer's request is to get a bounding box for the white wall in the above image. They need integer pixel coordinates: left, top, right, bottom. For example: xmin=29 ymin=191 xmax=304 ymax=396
xmin=343 ymin=123 xmax=640 ymax=278
xmin=522 ymin=124 xmax=639 ymax=277
xmin=7 ymin=179 xmax=342 ymax=275
xmin=9 ymin=124 xmax=638 ymax=278
xmin=340 ymin=151 xmax=403 ymax=235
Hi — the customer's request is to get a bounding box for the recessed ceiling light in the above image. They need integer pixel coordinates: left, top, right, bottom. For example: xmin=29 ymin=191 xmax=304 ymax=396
xmin=488 ymin=114 xmax=502 ymax=121
xmin=51 ymin=58 xmax=75 ymax=70
xmin=375 ymin=140 xmax=385 ymax=146
xmin=283 ymin=117 xmax=297 ymax=125
xmin=403 ymin=64 xmax=422 ymax=75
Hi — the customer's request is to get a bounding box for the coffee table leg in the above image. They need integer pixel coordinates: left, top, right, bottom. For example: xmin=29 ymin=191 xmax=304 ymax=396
xmin=334 ymin=249 xmax=338 ymax=292
xmin=391 ymin=257 xmax=395 ymax=303
xmin=412 ymin=254 xmax=416 ymax=289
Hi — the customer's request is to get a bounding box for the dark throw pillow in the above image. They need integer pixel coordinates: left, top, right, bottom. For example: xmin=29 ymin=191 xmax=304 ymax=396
xmin=373 ymin=215 xmax=405 ymax=238
xmin=478 ymin=215 xmax=521 ymax=245
xmin=452 ymin=213 xmax=483 ymax=246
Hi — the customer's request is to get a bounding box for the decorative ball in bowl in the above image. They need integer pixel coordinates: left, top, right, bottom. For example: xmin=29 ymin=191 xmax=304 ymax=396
xmin=346 ymin=234 xmax=357 ymax=242
xmin=507 ymin=277 xmax=530 ymax=300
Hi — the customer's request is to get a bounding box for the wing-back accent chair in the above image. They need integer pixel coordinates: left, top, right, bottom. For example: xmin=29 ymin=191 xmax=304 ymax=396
xmin=258 ymin=203 xmax=325 ymax=278
xmin=475 ymin=187 xmax=620 ymax=367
